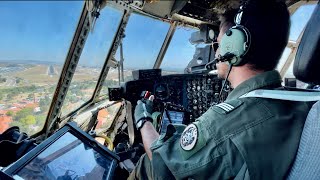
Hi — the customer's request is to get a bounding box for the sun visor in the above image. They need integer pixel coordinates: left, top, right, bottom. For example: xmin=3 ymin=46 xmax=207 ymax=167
xmin=185 ymin=45 xmax=215 ymax=73
xmin=140 ymin=1 xmax=175 ymax=18
xmin=189 ymin=24 xmax=217 ymax=44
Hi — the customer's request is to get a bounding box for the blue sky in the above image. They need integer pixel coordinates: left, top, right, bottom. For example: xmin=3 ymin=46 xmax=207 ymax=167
xmin=0 ymin=2 xmax=316 ymax=71
xmin=289 ymin=4 xmax=316 ymax=41
xmin=0 ymin=2 xmax=83 ymax=63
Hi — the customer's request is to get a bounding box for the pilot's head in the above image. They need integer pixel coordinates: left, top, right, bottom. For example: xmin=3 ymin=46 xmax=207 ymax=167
xmin=215 ymin=1 xmax=290 ymax=85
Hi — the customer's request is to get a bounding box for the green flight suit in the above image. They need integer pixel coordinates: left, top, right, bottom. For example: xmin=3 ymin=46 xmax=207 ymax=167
xmin=128 ymin=70 xmax=311 ymax=180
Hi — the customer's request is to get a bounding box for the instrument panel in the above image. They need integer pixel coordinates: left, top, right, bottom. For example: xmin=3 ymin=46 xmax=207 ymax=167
xmin=123 ymin=74 xmax=227 ymax=122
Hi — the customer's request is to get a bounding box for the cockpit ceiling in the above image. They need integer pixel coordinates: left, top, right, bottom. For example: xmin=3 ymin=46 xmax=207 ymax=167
xmin=173 ymin=0 xmax=302 ymax=24
xmin=103 ymin=0 xmax=313 ymax=28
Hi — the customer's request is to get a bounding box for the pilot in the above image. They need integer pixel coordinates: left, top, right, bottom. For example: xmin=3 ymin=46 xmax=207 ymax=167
xmin=129 ymin=1 xmax=311 ymax=179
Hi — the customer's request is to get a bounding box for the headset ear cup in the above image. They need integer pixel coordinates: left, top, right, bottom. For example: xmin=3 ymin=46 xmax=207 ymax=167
xmin=219 ymin=26 xmax=251 ymax=66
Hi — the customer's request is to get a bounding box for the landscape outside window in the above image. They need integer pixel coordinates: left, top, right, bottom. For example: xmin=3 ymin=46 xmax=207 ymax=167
xmin=97 ymin=12 xmax=171 ymax=129
xmin=161 ymin=26 xmax=198 ymax=74
xmin=60 ymin=6 xmax=123 ymax=117
xmin=108 ymin=13 xmax=169 ymax=83
xmin=100 ymin=12 xmax=171 ymax=98
xmin=0 ymin=2 xmax=83 ymax=135
xmin=98 ymin=13 xmax=170 ymax=126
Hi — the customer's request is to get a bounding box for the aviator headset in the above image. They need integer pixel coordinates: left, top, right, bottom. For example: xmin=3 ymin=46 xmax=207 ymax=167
xmin=219 ymin=5 xmax=251 ymax=66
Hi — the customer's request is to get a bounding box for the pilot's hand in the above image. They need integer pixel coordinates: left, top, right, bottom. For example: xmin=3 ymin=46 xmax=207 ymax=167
xmin=134 ymin=96 xmax=154 ymax=130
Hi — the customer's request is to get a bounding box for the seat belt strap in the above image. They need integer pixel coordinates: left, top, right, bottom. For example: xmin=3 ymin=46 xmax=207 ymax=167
xmin=239 ymin=89 xmax=320 ymax=101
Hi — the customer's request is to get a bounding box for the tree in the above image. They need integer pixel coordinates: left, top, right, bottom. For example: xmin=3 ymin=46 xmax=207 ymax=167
xmin=28 ymin=93 xmax=34 ymax=99
xmin=39 ymin=96 xmax=51 ymax=113
xmin=7 ymin=93 xmax=15 ymax=99
xmin=35 ymin=114 xmax=47 ymax=126
xmin=6 ymin=111 xmax=14 ymax=116
xmin=0 ymin=78 xmax=6 ymax=83
xmin=69 ymin=95 xmax=78 ymax=103
xmin=14 ymin=107 xmax=33 ymax=121
xmin=24 ymin=115 xmax=36 ymax=125
xmin=16 ymin=78 xmax=21 ymax=84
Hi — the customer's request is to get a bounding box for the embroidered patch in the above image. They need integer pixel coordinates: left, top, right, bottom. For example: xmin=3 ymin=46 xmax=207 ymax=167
xmin=180 ymin=124 xmax=198 ymax=151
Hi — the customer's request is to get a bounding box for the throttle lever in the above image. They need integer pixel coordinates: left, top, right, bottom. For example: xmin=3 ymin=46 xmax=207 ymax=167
xmin=140 ymin=91 xmax=151 ymax=100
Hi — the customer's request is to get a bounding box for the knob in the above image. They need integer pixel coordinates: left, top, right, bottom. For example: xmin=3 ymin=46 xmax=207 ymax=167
xmin=192 ymin=80 xmax=197 ymax=86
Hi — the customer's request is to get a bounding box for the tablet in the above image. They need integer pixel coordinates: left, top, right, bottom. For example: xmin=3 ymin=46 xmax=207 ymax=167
xmin=4 ymin=122 xmax=119 ymax=180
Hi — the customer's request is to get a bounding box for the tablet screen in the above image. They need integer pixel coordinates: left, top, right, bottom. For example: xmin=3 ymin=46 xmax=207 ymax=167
xmin=16 ymin=132 xmax=114 ymax=180
xmin=160 ymin=111 xmax=184 ymax=134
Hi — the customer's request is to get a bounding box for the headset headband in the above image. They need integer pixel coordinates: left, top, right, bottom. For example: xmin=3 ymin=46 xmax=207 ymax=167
xmin=218 ymin=4 xmax=251 ymax=66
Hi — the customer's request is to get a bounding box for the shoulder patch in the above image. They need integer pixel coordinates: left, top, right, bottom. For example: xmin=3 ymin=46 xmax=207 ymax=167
xmin=180 ymin=124 xmax=198 ymax=151
xmin=211 ymin=99 xmax=243 ymax=114
xmin=179 ymin=122 xmax=207 ymax=160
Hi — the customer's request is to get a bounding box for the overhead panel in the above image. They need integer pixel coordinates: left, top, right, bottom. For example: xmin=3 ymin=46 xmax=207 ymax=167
xmin=142 ymin=1 xmax=176 ymax=18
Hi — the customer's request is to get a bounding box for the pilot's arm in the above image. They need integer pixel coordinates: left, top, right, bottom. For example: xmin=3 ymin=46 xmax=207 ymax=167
xmin=133 ymin=96 xmax=159 ymax=160
xmin=130 ymin=99 xmax=246 ymax=180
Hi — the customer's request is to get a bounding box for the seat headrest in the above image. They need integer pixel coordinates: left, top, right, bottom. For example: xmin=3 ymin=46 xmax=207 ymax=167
xmin=293 ymin=3 xmax=320 ymax=84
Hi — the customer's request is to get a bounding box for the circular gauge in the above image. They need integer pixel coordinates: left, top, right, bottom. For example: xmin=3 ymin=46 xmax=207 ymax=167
xmin=187 ymin=93 xmax=192 ymax=99
xmin=155 ymin=84 xmax=168 ymax=100
xmin=209 ymin=29 xmax=215 ymax=40
xmin=192 ymin=80 xmax=197 ymax=86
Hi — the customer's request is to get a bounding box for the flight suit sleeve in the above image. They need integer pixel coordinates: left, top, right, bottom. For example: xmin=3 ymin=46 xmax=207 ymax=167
xmin=128 ymin=154 xmax=154 ymax=180
xmin=129 ymin=106 xmax=245 ymax=180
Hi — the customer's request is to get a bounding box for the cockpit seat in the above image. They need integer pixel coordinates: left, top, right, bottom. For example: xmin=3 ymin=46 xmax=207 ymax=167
xmin=286 ymin=2 xmax=320 ymax=180
xmin=287 ymin=101 xmax=320 ymax=179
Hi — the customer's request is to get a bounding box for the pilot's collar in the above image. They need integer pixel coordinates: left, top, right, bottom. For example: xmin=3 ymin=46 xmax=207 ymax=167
xmin=226 ymin=70 xmax=282 ymax=100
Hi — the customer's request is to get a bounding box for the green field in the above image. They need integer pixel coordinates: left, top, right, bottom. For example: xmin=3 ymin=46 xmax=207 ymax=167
xmin=9 ymin=65 xmax=104 ymax=85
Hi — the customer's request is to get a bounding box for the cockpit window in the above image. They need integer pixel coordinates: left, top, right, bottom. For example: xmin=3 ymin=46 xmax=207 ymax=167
xmin=99 ymin=13 xmax=170 ymax=98
xmin=99 ymin=12 xmax=169 ymax=98
xmin=0 ymin=1 xmax=82 ymax=135
xmin=276 ymin=47 xmax=292 ymax=71
xmin=277 ymin=3 xmax=316 ymax=86
xmin=120 ymin=13 xmax=169 ymax=78
xmin=60 ymin=6 xmax=123 ymax=117
xmin=160 ymin=27 xmax=198 ymax=74
xmin=289 ymin=4 xmax=316 ymax=42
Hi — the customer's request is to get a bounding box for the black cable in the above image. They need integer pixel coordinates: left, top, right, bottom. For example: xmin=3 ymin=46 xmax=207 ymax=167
xmin=218 ymin=64 xmax=233 ymax=103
